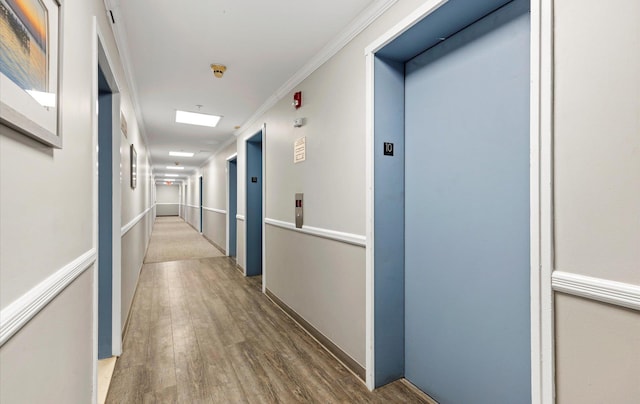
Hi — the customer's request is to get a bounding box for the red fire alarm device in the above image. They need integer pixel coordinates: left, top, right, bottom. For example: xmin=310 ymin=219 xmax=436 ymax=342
xmin=293 ymin=91 xmax=302 ymax=109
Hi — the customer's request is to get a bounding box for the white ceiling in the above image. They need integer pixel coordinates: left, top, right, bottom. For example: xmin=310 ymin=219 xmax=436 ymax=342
xmin=107 ymin=0 xmax=377 ymax=180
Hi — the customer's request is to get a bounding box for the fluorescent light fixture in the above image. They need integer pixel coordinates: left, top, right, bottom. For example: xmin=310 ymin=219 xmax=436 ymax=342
xmin=169 ymin=151 xmax=195 ymax=157
xmin=166 ymin=166 xmax=185 ymax=170
xmin=175 ymin=110 xmax=221 ymax=127
xmin=164 ymin=174 xmax=179 ymax=177
xmin=26 ymin=90 xmax=56 ymax=108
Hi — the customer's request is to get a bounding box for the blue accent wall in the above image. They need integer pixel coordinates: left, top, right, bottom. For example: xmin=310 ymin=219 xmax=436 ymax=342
xmin=373 ymin=56 xmax=406 ymax=386
xmin=97 ymin=66 xmax=112 ymax=359
xmin=246 ymin=132 xmax=263 ymax=276
xmin=228 ymin=159 xmax=238 ymax=257
xmin=403 ymin=1 xmax=530 ymax=402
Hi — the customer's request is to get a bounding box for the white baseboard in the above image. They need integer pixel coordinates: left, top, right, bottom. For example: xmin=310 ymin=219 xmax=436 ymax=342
xmin=0 ymin=249 xmax=97 ymax=346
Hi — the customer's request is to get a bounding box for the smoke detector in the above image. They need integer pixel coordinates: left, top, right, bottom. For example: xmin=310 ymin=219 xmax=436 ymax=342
xmin=210 ymin=64 xmax=227 ymax=78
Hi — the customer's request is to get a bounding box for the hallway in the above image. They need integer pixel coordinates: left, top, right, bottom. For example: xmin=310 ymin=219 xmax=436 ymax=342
xmin=106 ymin=217 xmax=432 ymax=403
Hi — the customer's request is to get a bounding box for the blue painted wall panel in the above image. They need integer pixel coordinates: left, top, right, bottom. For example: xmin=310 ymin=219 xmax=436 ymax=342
xmin=246 ymin=134 xmax=263 ymax=276
xmin=404 ymin=1 xmax=530 ymax=403
xmin=97 ymin=66 xmax=113 ymax=359
xmin=373 ymin=56 xmax=406 ymax=386
xmin=228 ymin=159 xmax=237 ymax=257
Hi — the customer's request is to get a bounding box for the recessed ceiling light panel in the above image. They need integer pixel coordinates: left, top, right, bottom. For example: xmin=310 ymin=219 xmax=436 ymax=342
xmin=175 ymin=110 xmax=221 ymax=127
xmin=164 ymin=173 xmax=180 ymax=177
xmin=166 ymin=166 xmax=185 ymax=170
xmin=169 ymin=151 xmax=195 ymax=157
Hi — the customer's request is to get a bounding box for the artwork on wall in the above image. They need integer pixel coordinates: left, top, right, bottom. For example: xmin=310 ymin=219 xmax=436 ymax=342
xmin=130 ymin=144 xmax=137 ymax=189
xmin=0 ymin=0 xmax=63 ymax=148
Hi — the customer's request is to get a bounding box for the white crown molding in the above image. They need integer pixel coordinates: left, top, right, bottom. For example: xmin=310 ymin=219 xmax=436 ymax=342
xmin=0 ymin=249 xmax=97 ymax=347
xmin=236 ymin=214 xmax=245 ymax=221
xmin=121 ymin=205 xmax=154 ymax=237
xmin=552 ymin=271 xmax=640 ymax=311
xmin=203 ymin=207 xmax=227 ymax=215
xmin=233 ymin=0 xmax=398 ymax=138
xmin=265 ymin=218 xmax=366 ymax=247
xmin=103 ymin=0 xmax=152 ymax=162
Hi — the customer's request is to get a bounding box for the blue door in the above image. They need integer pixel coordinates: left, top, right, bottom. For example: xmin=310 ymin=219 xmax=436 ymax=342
xmin=228 ymin=158 xmax=237 ymax=257
xmin=246 ymin=132 xmax=263 ymax=276
xmin=404 ymin=2 xmax=531 ymax=402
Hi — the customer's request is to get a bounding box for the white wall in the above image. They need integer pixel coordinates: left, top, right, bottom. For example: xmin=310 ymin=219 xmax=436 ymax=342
xmin=198 ymin=141 xmax=237 ymax=251
xmin=156 ymin=184 xmax=180 ymax=216
xmin=0 ymin=0 xmax=153 ymax=401
xmin=553 ymin=0 xmax=640 ymax=401
xmin=232 ymin=0 xmax=428 ymax=368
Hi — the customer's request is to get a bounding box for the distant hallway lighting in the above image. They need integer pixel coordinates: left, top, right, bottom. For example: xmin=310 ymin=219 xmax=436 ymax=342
xmin=166 ymin=166 xmax=185 ymax=170
xmin=26 ymin=90 xmax=56 ymax=108
xmin=175 ymin=110 xmax=221 ymax=127
xmin=169 ymin=151 xmax=195 ymax=157
xmin=164 ymin=173 xmax=180 ymax=177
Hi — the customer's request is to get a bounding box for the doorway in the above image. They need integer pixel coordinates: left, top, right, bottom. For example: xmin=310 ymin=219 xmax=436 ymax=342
xmin=227 ymin=156 xmax=238 ymax=258
xmin=96 ymin=39 xmax=121 ymax=359
xmin=370 ymin=0 xmax=531 ymax=402
xmin=245 ymin=130 xmax=263 ymax=277
xmin=199 ymin=176 xmax=203 ymax=233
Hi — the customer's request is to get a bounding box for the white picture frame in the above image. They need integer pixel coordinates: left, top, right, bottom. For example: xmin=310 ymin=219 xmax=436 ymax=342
xmin=0 ymin=0 xmax=63 ymax=148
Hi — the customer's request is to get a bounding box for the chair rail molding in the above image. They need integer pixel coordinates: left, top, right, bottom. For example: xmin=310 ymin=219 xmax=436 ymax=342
xmin=552 ymin=271 xmax=640 ymax=311
xmin=265 ymin=218 xmax=365 ymax=247
xmin=0 ymin=249 xmax=97 ymax=346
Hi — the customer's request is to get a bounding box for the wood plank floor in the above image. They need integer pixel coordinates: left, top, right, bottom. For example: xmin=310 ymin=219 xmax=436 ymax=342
xmin=107 ymin=225 xmax=433 ymax=403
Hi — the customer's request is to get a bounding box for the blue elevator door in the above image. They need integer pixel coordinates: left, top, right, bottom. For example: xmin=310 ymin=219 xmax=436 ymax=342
xmin=404 ymin=2 xmax=531 ymax=403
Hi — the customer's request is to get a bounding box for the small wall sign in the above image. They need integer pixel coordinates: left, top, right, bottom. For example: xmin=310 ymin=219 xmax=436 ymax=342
xmin=294 ymin=136 xmax=306 ymax=163
xmin=384 ymin=142 xmax=394 ymax=156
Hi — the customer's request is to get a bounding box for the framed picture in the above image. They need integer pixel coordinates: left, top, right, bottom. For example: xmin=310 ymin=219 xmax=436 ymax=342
xmin=130 ymin=144 xmax=137 ymax=189
xmin=0 ymin=0 xmax=63 ymax=148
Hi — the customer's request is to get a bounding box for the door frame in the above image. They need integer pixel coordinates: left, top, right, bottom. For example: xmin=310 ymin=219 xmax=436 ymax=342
xmin=363 ymin=0 xmax=554 ymax=401
xmin=242 ymin=124 xmax=267 ymax=291
xmin=226 ymin=153 xmax=238 ymax=257
xmin=91 ymin=16 xmax=123 ymax=401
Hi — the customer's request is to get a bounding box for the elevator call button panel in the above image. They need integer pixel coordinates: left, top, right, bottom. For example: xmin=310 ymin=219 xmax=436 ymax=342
xmin=295 ymin=193 xmax=303 ymax=228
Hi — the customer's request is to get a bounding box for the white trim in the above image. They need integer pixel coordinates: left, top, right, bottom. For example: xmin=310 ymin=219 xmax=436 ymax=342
xmin=236 ymin=214 xmax=245 ymax=221
xmin=0 ymin=249 xmax=97 ymax=347
xmin=156 ymin=202 xmax=179 ymax=206
xmin=226 ymin=152 xmax=238 ymax=161
xmin=185 ymin=204 xmax=200 ymax=209
xmin=120 ymin=205 xmax=154 ymax=237
xmin=265 ymin=218 xmax=366 ymax=247
xmin=535 ymin=0 xmax=556 ymax=402
xmin=203 ymin=206 xmax=227 ymax=215
xmin=364 ymin=50 xmax=375 ymax=390
xmin=552 ymin=272 xmax=640 ymax=311
xmin=233 ymin=0 xmax=398 ymax=138
xmin=364 ymin=0 xmax=448 ymax=55
xmin=91 ymin=18 xmax=99 ymax=404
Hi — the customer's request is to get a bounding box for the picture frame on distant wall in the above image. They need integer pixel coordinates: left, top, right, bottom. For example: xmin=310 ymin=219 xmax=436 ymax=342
xmin=130 ymin=144 xmax=137 ymax=189
xmin=0 ymin=0 xmax=63 ymax=148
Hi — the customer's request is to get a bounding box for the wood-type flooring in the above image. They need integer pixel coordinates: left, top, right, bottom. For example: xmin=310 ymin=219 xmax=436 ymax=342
xmin=107 ymin=221 xmax=434 ymax=403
